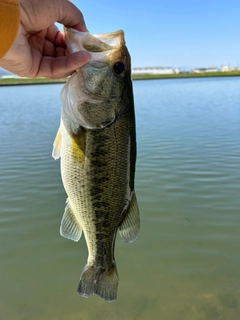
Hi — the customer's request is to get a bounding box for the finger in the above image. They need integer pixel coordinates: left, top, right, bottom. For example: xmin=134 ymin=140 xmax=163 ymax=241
xmin=57 ymin=0 xmax=88 ymax=32
xmin=45 ymin=25 xmax=66 ymax=47
xmin=43 ymin=27 xmax=66 ymax=56
xmin=37 ymin=50 xmax=91 ymax=78
xmin=42 ymin=39 xmax=66 ymax=57
xmin=20 ymin=0 xmax=87 ymax=33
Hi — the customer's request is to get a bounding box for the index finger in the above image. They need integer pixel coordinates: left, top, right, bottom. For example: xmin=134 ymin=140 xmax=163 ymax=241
xmin=57 ymin=0 xmax=88 ymax=32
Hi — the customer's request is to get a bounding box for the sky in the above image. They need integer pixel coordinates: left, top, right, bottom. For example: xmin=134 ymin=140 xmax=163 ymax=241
xmin=70 ymin=0 xmax=240 ymax=70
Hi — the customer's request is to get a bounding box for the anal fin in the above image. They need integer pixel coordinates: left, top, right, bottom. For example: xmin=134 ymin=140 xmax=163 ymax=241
xmin=60 ymin=199 xmax=82 ymax=242
xmin=119 ymin=191 xmax=140 ymax=243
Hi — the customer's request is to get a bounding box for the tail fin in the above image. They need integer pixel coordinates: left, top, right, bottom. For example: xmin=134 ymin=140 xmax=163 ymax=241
xmin=77 ymin=264 xmax=119 ymax=302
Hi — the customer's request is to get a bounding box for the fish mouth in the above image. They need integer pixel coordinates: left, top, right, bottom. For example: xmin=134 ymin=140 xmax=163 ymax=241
xmin=65 ymin=27 xmax=125 ymax=52
xmin=64 ymin=28 xmax=126 ymax=64
xmin=91 ymin=30 xmax=125 ymax=49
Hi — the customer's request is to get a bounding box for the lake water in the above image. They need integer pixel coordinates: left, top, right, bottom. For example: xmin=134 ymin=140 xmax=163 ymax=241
xmin=0 ymin=77 xmax=240 ymax=320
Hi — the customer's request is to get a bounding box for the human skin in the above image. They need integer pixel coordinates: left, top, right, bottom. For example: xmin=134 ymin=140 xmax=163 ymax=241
xmin=0 ymin=0 xmax=91 ymax=78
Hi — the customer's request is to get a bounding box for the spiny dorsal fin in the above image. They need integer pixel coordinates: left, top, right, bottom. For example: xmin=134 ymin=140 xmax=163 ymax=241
xmin=119 ymin=191 xmax=140 ymax=243
xmin=52 ymin=126 xmax=62 ymax=160
xmin=60 ymin=199 xmax=82 ymax=242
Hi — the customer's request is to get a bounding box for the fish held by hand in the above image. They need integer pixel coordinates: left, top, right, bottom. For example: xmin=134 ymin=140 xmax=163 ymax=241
xmin=52 ymin=27 xmax=140 ymax=302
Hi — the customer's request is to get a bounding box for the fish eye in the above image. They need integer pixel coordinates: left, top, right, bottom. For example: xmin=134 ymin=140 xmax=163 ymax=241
xmin=113 ymin=62 xmax=125 ymax=75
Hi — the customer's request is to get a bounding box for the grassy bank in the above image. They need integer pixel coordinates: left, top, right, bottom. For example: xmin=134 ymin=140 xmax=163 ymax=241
xmin=0 ymin=71 xmax=240 ymax=85
xmin=0 ymin=77 xmax=67 ymax=86
xmin=132 ymin=70 xmax=240 ymax=80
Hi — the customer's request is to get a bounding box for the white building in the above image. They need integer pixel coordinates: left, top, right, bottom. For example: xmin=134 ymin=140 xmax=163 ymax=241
xmin=1 ymin=75 xmax=17 ymax=79
xmin=221 ymin=65 xmax=235 ymax=72
xmin=132 ymin=67 xmax=180 ymax=75
xmin=192 ymin=67 xmax=219 ymax=73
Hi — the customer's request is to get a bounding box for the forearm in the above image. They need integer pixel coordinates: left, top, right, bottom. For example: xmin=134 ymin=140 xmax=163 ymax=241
xmin=0 ymin=0 xmax=20 ymax=59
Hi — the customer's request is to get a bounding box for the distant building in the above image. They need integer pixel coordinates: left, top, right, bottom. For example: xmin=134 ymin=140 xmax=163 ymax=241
xmin=132 ymin=67 xmax=180 ymax=75
xmin=192 ymin=67 xmax=219 ymax=73
xmin=1 ymin=74 xmax=34 ymax=79
xmin=221 ymin=65 xmax=234 ymax=72
xmin=1 ymin=75 xmax=16 ymax=79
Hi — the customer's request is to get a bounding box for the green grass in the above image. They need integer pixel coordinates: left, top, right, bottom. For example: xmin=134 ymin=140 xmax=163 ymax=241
xmin=0 ymin=71 xmax=240 ymax=85
xmin=0 ymin=77 xmax=67 ymax=85
xmin=132 ymin=70 xmax=240 ymax=80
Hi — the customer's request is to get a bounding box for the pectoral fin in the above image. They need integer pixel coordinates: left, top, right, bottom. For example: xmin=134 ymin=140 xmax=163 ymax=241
xmin=119 ymin=192 xmax=140 ymax=243
xmin=60 ymin=199 xmax=82 ymax=242
xmin=52 ymin=126 xmax=62 ymax=160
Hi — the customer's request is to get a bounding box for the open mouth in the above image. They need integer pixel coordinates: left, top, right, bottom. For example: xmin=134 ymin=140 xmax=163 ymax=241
xmin=65 ymin=28 xmax=125 ymax=54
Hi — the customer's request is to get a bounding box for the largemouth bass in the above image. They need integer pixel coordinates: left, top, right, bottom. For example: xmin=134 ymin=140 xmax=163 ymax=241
xmin=52 ymin=27 xmax=140 ymax=302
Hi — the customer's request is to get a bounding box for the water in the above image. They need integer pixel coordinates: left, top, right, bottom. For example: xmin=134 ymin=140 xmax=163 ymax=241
xmin=0 ymin=77 xmax=240 ymax=319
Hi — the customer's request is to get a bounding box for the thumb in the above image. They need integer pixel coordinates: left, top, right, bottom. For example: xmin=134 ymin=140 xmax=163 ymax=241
xmin=38 ymin=50 xmax=91 ymax=79
xmin=66 ymin=50 xmax=91 ymax=71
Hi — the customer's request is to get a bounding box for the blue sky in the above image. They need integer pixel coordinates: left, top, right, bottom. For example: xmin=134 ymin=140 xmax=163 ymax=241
xmin=71 ymin=0 xmax=240 ymax=70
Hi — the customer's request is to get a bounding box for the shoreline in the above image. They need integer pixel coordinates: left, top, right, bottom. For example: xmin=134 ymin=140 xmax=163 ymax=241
xmin=0 ymin=71 xmax=240 ymax=86
xmin=0 ymin=78 xmax=67 ymax=86
xmin=132 ymin=71 xmax=240 ymax=81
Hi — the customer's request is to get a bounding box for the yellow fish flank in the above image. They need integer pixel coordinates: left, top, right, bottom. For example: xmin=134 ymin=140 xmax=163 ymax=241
xmin=52 ymin=27 xmax=140 ymax=302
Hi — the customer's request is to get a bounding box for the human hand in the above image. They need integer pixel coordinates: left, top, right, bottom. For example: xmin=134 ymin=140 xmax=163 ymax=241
xmin=0 ymin=0 xmax=91 ymax=79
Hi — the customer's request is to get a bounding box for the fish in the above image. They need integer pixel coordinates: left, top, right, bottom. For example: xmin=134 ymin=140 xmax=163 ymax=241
xmin=52 ymin=27 xmax=140 ymax=302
